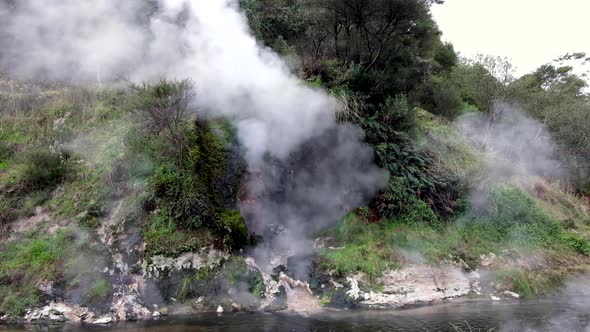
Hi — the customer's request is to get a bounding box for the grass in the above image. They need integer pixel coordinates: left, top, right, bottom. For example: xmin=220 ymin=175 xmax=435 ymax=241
xmin=0 ymin=229 xmax=72 ymax=316
xmin=320 ymin=214 xmax=402 ymax=280
xmin=0 ymin=226 xmax=112 ymax=316
xmin=492 ymin=267 xmax=568 ymax=298
xmin=416 ymin=108 xmax=481 ymax=184
xmin=321 ymin=184 xmax=590 ymax=289
xmin=143 ymin=212 xmax=209 ymax=257
xmin=0 ymin=86 xmax=128 ymax=227
xmin=85 ymin=279 xmax=111 ymax=302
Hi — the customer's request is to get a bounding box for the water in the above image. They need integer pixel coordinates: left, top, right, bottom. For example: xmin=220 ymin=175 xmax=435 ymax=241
xmin=3 ymin=299 xmax=590 ymax=332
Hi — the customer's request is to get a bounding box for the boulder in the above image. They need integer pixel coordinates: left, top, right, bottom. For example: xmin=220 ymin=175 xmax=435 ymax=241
xmin=503 ymin=290 xmax=520 ymax=299
xmin=93 ymin=316 xmax=113 ymax=325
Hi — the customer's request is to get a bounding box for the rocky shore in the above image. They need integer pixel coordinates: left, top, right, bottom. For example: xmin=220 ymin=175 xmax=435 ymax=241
xmin=1 ymin=244 xmax=529 ymax=328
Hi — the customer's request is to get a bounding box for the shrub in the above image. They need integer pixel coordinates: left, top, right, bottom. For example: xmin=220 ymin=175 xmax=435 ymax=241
xmin=0 ymin=142 xmax=13 ymax=161
xmin=375 ymin=177 xmax=439 ymax=225
xmin=143 ymin=212 xmax=203 ymax=257
xmin=0 ymin=288 xmax=39 ymax=317
xmin=412 ymin=76 xmax=463 ymax=120
xmin=380 ymin=95 xmax=417 ymax=134
xmin=466 ymin=186 xmax=561 ymax=246
xmin=129 ymin=79 xmax=195 ymax=160
xmin=148 ymin=166 xmax=212 ymax=229
xmin=431 ymin=83 xmax=463 ymax=120
xmin=560 ymin=233 xmax=590 ymax=256
xmin=85 ymin=279 xmax=111 ymax=303
xmin=142 ymin=119 xmax=247 ymax=253
xmin=220 ymin=210 xmax=249 ymax=248
xmin=17 ymin=149 xmax=66 ymax=191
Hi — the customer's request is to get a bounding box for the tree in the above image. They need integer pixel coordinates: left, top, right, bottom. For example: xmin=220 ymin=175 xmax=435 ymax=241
xmin=509 ymin=58 xmax=590 ymax=193
xmin=302 ymin=0 xmax=440 ymax=69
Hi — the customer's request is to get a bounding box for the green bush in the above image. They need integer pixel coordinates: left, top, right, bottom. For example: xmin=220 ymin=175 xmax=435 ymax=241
xmin=0 ymin=287 xmax=39 ymax=317
xmin=85 ymin=279 xmax=111 ymax=303
xmin=220 ymin=210 xmax=249 ymax=248
xmin=375 ymin=178 xmax=439 ymax=225
xmin=137 ymin=113 xmax=246 ymax=253
xmin=321 ymin=213 xmax=401 ymax=280
xmin=148 ymin=166 xmax=213 ymax=230
xmin=128 ymin=79 xmax=194 ymax=161
xmin=560 ymin=233 xmax=590 ymax=256
xmin=17 ymin=149 xmax=66 ymax=191
xmin=0 ymin=142 xmax=13 ymax=161
xmin=412 ymin=76 xmax=463 ymax=120
xmin=143 ymin=211 xmax=204 ymax=257
xmin=465 ymin=186 xmax=561 ymax=246
xmin=380 ymin=95 xmax=417 ymax=134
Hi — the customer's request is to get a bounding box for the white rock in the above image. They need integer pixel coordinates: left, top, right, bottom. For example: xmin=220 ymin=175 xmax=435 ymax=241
xmin=480 ymin=253 xmax=497 ymax=267
xmin=48 ymin=309 xmax=65 ymax=321
xmin=93 ymin=316 xmax=113 ymax=324
xmin=216 ymin=305 xmax=224 ymax=313
xmin=152 ymin=311 xmax=160 ymax=318
xmin=360 ymin=265 xmax=472 ymax=308
xmin=490 ymin=295 xmax=501 ymax=301
xmin=503 ymin=290 xmax=520 ymax=299
xmin=346 ymin=277 xmax=363 ymax=300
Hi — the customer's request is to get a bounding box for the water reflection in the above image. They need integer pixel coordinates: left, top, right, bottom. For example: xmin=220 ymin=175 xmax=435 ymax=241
xmin=3 ymin=299 xmax=590 ymax=332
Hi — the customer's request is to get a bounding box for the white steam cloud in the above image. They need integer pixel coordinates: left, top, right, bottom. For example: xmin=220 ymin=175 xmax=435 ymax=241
xmin=0 ymin=0 xmax=387 ymax=258
xmin=1 ymin=0 xmax=336 ymax=162
xmin=458 ymin=103 xmax=564 ymax=181
xmin=457 ymin=103 xmax=565 ymax=210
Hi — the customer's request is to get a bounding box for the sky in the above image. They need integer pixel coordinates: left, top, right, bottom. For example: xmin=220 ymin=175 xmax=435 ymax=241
xmin=431 ymin=0 xmax=590 ymax=77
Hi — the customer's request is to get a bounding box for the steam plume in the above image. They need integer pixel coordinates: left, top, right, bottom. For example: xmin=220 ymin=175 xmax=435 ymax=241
xmin=457 ymin=103 xmax=565 ymax=209
xmin=0 ymin=0 xmax=386 ymax=257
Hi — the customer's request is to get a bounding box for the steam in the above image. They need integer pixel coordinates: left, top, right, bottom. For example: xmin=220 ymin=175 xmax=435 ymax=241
xmin=0 ymin=0 xmax=386 ymax=259
xmin=457 ymin=103 xmax=564 ymax=209
xmin=458 ymin=103 xmax=564 ymax=181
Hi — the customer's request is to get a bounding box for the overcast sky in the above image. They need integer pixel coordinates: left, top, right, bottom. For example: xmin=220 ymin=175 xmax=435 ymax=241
xmin=431 ymin=0 xmax=590 ymax=77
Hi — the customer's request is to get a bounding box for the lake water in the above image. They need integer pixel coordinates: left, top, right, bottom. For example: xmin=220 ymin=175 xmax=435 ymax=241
xmin=2 ymin=298 xmax=589 ymax=332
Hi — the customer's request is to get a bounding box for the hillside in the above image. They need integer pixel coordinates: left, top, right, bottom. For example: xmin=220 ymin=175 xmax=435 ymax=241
xmin=1 ymin=0 xmax=590 ymax=325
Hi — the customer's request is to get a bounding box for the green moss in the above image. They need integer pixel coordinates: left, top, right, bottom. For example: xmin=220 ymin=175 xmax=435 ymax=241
xmin=0 ymin=231 xmax=68 ymax=280
xmin=220 ymin=210 xmax=249 ymax=248
xmin=222 ymin=257 xmax=250 ymax=285
xmin=143 ymin=212 xmax=206 ymax=257
xmin=141 ymin=116 xmax=246 ymax=254
xmin=219 ymin=257 xmax=265 ymax=298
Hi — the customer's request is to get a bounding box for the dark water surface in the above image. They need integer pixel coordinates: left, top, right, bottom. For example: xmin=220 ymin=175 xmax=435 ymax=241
xmin=3 ymin=299 xmax=590 ymax=332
